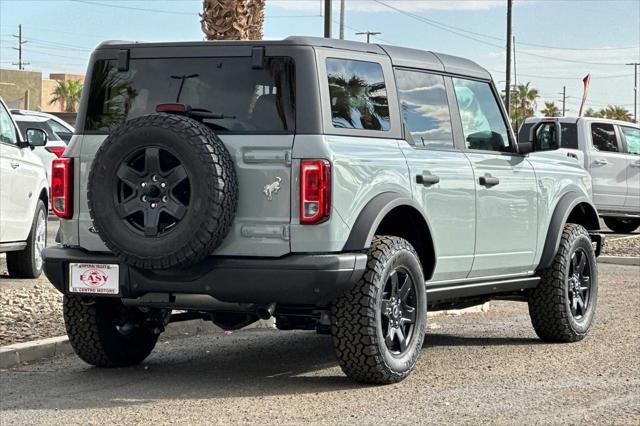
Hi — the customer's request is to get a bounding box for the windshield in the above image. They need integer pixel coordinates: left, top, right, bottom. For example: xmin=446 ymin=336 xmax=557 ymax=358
xmin=84 ymin=56 xmax=295 ymax=133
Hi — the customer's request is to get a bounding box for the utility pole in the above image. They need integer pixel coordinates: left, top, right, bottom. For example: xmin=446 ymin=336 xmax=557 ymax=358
xmin=512 ymin=35 xmax=517 ymax=90
xmin=324 ymin=0 xmax=332 ymax=38
xmin=627 ymin=62 xmax=639 ymax=123
xmin=355 ymin=31 xmax=381 ymax=43
xmin=504 ymin=0 xmax=513 ymax=118
xmin=560 ymin=86 xmax=566 ymax=116
xmin=12 ymin=24 xmax=29 ymax=70
xmin=339 ymin=0 xmax=345 ymax=40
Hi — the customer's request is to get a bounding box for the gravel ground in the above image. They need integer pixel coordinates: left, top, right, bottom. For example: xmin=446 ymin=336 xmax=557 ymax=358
xmin=1 ymin=263 xmax=638 ymax=425
xmin=602 ymin=235 xmax=640 ymax=257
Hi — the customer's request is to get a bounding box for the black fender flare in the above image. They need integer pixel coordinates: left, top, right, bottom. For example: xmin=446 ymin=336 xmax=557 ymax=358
xmin=537 ymin=191 xmax=599 ymax=271
xmin=343 ymin=192 xmax=436 ymax=256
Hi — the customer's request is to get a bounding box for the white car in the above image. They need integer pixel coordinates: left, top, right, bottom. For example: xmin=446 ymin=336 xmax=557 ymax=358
xmin=519 ymin=117 xmax=640 ymax=233
xmin=12 ymin=112 xmax=72 ymax=186
xmin=0 ymin=97 xmax=50 ymax=278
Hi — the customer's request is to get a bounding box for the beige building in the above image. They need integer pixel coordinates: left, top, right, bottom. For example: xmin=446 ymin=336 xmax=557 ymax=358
xmin=0 ymin=68 xmax=84 ymax=112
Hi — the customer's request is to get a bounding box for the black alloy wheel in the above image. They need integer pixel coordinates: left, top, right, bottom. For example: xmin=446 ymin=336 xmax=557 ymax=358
xmin=380 ymin=267 xmax=418 ymax=354
xmin=567 ymin=247 xmax=592 ymax=320
xmin=115 ymin=146 xmax=190 ymax=237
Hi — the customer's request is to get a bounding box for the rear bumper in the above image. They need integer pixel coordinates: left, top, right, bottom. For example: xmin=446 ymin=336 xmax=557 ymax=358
xmin=42 ymin=247 xmax=367 ymax=305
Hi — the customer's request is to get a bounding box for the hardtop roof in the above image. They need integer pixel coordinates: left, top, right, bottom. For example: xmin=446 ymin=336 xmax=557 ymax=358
xmin=95 ymin=35 xmax=491 ymax=80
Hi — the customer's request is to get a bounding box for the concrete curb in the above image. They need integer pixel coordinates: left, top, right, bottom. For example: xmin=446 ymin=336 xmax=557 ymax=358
xmin=0 ymin=318 xmax=275 ymax=370
xmin=597 ymin=256 xmax=640 ymax=266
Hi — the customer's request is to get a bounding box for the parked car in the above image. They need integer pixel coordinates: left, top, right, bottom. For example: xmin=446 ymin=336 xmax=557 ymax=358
xmin=0 ymin=97 xmax=50 ymax=278
xmin=12 ymin=112 xmax=71 ymax=186
xmin=43 ymin=37 xmax=603 ymax=384
xmin=10 ymin=109 xmax=75 ymax=142
xmin=519 ymin=117 xmax=640 ymax=233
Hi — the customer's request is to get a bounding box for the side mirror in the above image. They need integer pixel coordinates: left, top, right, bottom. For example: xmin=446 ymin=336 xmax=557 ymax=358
xmin=528 ymin=121 xmax=560 ymax=152
xmin=518 ymin=141 xmax=534 ymax=155
xmin=25 ymin=128 xmax=48 ymax=147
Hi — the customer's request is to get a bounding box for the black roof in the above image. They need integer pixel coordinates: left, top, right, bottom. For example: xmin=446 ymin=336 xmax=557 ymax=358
xmin=96 ymin=36 xmax=490 ymax=80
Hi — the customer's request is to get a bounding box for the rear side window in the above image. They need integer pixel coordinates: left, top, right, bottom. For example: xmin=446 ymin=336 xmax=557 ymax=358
xmin=326 ymin=58 xmax=390 ymax=131
xmin=452 ymin=78 xmax=511 ymax=153
xmin=84 ymin=57 xmax=295 ymax=133
xmin=560 ymin=123 xmax=578 ymax=149
xmin=16 ymin=121 xmax=61 ymax=141
xmin=395 ymin=69 xmax=453 ymax=149
xmin=620 ymin=126 xmax=640 ymax=155
xmin=518 ymin=122 xmax=534 ymax=143
xmin=591 ymin=123 xmax=618 ymax=152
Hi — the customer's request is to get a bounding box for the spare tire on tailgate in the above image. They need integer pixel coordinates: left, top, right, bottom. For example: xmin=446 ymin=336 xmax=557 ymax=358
xmin=88 ymin=114 xmax=238 ymax=269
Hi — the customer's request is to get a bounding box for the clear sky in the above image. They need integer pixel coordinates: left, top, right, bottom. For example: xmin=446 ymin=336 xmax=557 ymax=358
xmin=1 ymin=0 xmax=639 ymax=115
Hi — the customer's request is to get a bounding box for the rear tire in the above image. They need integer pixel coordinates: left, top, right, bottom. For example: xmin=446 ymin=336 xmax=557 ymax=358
xmin=528 ymin=223 xmax=598 ymax=342
xmin=603 ymin=217 xmax=639 ymax=234
xmin=7 ymin=200 xmax=47 ymax=279
xmin=331 ymin=236 xmax=426 ymax=384
xmin=63 ymin=295 xmax=160 ymax=367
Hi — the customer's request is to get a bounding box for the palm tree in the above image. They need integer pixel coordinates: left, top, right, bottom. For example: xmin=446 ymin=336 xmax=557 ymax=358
xmin=507 ymin=82 xmax=539 ymax=130
xmin=541 ymin=101 xmax=560 ymax=117
xmin=48 ymin=80 xmax=83 ymax=112
xmin=584 ymin=108 xmax=603 ymax=118
xmin=201 ymin=0 xmax=265 ymax=40
xmin=600 ymin=105 xmax=633 ymax=122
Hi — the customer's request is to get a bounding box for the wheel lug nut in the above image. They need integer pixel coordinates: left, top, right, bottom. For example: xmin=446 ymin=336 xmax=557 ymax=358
xmin=141 ymin=182 xmax=147 ymax=188
xmin=162 ymin=196 xmax=168 ymax=203
xmin=160 ymin=182 xmax=166 ymax=188
xmin=152 ymin=175 xmax=158 ymax=182
xmin=142 ymin=195 xmax=148 ymax=202
xmin=151 ymin=203 xmax=157 ymax=209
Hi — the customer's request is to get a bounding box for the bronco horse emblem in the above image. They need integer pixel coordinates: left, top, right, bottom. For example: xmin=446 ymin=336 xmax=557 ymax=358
xmin=263 ymin=177 xmax=282 ymax=201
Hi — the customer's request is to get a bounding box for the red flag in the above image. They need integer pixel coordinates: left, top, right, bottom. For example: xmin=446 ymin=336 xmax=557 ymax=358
xmin=578 ymin=74 xmax=591 ymax=117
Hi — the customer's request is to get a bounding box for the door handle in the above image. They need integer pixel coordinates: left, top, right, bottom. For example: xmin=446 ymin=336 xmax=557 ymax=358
xmin=593 ymin=159 xmax=608 ymax=166
xmin=10 ymin=161 xmax=20 ymax=169
xmin=416 ymin=173 xmax=440 ymax=186
xmin=479 ymin=175 xmax=500 ymax=187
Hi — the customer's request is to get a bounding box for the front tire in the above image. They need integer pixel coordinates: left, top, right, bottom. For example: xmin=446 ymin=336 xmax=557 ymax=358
xmin=603 ymin=217 xmax=639 ymax=234
xmin=331 ymin=236 xmax=427 ymax=384
xmin=63 ymin=295 xmax=161 ymax=367
xmin=529 ymin=224 xmax=598 ymax=342
xmin=7 ymin=200 xmax=47 ymax=278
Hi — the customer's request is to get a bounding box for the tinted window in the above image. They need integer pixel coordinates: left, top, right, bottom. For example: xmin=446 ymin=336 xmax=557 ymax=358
xmin=395 ymin=69 xmax=453 ymax=149
xmin=326 ymin=58 xmax=390 ymax=131
xmin=560 ymin=123 xmax=578 ymax=149
xmin=452 ymin=78 xmax=510 ymax=152
xmin=620 ymin=126 xmax=640 ymax=155
xmin=0 ymin=104 xmax=18 ymax=145
xmin=85 ymin=57 xmax=295 ymax=133
xmin=535 ymin=122 xmax=558 ymax=150
xmin=591 ymin=123 xmax=618 ymax=152
xmin=47 ymin=119 xmax=71 ymax=134
xmin=518 ymin=122 xmax=533 ymax=143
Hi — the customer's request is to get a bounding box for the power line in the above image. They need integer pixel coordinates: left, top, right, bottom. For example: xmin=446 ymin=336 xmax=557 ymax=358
xmin=373 ymin=0 xmax=632 ymax=66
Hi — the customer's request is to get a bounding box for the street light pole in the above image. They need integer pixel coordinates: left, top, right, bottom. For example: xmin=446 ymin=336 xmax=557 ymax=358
xmin=627 ymin=62 xmax=639 ymax=123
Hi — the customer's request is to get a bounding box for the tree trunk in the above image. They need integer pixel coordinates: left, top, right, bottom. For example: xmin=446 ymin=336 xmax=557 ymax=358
xmin=201 ymin=0 xmax=265 ymax=40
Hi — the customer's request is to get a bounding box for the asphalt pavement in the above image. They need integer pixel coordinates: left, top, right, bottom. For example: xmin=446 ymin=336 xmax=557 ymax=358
xmin=1 ymin=263 xmax=638 ymax=425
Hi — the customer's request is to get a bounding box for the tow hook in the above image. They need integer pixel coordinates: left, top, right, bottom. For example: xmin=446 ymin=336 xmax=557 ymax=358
xmin=589 ymin=233 xmax=605 ymax=257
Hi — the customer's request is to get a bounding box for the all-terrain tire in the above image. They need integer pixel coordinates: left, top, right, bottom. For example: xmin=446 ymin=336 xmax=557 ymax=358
xmin=88 ymin=113 xmax=238 ymax=270
xmin=63 ymin=295 xmax=159 ymax=367
xmin=7 ymin=200 xmax=47 ymax=278
xmin=603 ymin=217 xmax=639 ymax=234
xmin=331 ymin=236 xmax=427 ymax=384
xmin=528 ymin=223 xmax=598 ymax=342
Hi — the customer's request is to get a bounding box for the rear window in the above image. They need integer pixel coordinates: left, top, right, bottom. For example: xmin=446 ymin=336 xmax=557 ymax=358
xmin=84 ymin=57 xmax=295 ymax=133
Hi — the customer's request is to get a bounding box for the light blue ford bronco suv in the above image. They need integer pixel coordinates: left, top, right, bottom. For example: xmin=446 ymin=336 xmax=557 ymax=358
xmin=43 ymin=37 xmax=604 ymax=384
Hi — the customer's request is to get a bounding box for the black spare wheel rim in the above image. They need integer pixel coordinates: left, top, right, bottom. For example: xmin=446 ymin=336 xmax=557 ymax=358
xmin=567 ymin=247 xmax=592 ymax=320
xmin=380 ymin=266 xmax=418 ymax=355
xmin=88 ymin=114 xmax=238 ymax=270
xmin=115 ymin=146 xmax=190 ymax=237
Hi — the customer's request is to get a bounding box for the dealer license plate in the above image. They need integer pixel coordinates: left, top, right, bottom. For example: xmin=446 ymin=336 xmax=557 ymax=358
xmin=69 ymin=263 xmax=119 ymax=295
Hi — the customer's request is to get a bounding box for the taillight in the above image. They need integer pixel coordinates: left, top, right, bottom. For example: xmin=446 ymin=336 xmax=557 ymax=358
xmin=51 ymin=158 xmax=73 ymax=218
xmin=45 ymin=146 xmax=65 ymax=158
xmin=300 ymin=159 xmax=331 ymax=224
